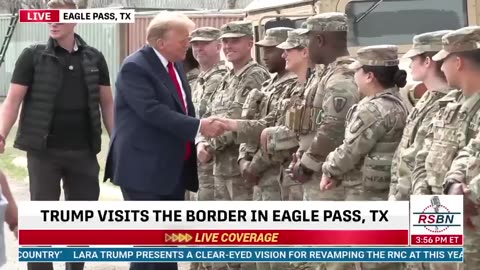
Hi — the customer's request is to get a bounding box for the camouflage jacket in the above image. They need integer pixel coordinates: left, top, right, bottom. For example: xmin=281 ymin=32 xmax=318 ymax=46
xmin=203 ymin=59 xmax=270 ymax=177
xmin=263 ymin=76 xmax=310 ymax=154
xmin=260 ymin=65 xmax=316 ymax=155
xmin=322 ymin=88 xmax=408 ymax=197
xmin=389 ymin=87 xmax=452 ymax=200
xmin=444 ymin=131 xmax=480 ymax=203
xmin=412 ymin=90 xmax=480 ymax=195
xmin=235 ymin=72 xmax=297 ymax=175
xmin=186 ymin=68 xmax=200 ymax=86
xmin=191 ymin=61 xmax=229 ymax=119
xmin=298 ymin=56 xmax=360 ymax=173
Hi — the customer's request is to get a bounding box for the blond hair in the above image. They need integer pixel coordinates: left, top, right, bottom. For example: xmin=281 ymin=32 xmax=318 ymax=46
xmin=47 ymin=0 xmax=77 ymax=9
xmin=146 ymin=12 xmax=196 ymax=45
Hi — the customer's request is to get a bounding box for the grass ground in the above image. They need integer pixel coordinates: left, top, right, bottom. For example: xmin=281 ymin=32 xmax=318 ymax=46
xmin=1 ymin=122 xmax=190 ymax=269
xmin=0 ymin=125 xmax=28 ymax=182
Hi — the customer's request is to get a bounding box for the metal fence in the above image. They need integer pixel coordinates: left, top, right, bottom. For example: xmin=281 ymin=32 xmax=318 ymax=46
xmin=0 ymin=15 xmax=122 ymax=97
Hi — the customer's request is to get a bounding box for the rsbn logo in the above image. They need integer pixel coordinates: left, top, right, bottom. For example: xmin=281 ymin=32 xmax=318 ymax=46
xmin=413 ymin=195 xmax=462 ymax=233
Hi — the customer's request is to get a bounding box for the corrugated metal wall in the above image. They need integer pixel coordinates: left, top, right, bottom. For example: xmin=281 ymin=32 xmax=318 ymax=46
xmin=0 ymin=16 xmax=122 ymax=97
xmin=127 ymin=12 xmax=245 ymax=55
xmin=91 ymin=0 xmax=252 ymax=9
xmin=0 ymin=11 xmax=246 ymax=96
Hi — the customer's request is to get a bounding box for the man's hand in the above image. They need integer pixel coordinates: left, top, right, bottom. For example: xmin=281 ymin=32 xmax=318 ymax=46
xmin=286 ymin=152 xmax=300 ymax=178
xmin=260 ymin=128 xmax=269 ymax=153
xmin=448 ymin=182 xmax=479 ymax=230
xmin=0 ymin=134 xmax=5 ymax=154
xmin=286 ymin=152 xmax=312 ymax=183
xmin=197 ymin=142 xmax=212 ymax=164
xmin=200 ymin=117 xmax=227 ymax=137
xmin=239 ymin=159 xmax=250 ymax=177
xmin=216 ymin=118 xmax=238 ymax=132
xmin=13 ymin=225 xmax=18 ymax=239
xmin=320 ymin=175 xmax=335 ymax=191
xmin=447 ymin=182 xmax=468 ymax=195
xmin=239 ymin=159 xmax=260 ymax=185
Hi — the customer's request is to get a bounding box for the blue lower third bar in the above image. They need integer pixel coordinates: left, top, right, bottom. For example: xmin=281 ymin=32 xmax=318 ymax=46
xmin=18 ymin=247 xmax=464 ymax=263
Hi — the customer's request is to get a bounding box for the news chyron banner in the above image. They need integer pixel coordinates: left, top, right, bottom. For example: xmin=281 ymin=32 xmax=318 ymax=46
xmin=18 ymin=196 xmax=464 ymax=263
xmin=18 ymin=9 xmax=135 ymax=23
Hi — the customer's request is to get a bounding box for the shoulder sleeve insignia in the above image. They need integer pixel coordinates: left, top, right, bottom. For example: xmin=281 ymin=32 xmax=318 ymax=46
xmin=333 ymin=96 xmax=348 ymax=113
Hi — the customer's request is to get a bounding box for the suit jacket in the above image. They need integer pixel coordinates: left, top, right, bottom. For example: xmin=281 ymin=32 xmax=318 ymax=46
xmin=104 ymin=45 xmax=199 ymax=196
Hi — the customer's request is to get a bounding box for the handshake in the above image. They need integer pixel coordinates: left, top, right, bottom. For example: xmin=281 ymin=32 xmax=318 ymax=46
xmin=199 ymin=117 xmax=239 ymax=137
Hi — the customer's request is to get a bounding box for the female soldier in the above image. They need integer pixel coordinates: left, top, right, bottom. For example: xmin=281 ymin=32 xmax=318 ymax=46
xmin=273 ymin=28 xmax=312 ymax=201
xmin=320 ymin=45 xmax=408 ymax=270
xmin=220 ymin=29 xmax=311 ymax=202
xmin=389 ymin=30 xmax=453 ymax=202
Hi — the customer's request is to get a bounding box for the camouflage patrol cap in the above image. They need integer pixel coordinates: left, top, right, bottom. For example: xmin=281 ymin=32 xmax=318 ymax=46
xmin=349 ymin=45 xmax=399 ymax=70
xmin=403 ymin=30 xmax=453 ymax=59
xmin=220 ymin=21 xmax=253 ymax=39
xmin=432 ymin=26 xmax=480 ymax=61
xmin=190 ymin=27 xmax=221 ymax=42
xmin=256 ymin=27 xmax=293 ymax=47
xmin=298 ymin=12 xmax=348 ymax=34
xmin=277 ymin=29 xmax=310 ymax=50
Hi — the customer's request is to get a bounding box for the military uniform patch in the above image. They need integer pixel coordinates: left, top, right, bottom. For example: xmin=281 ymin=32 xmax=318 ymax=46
xmin=350 ymin=118 xmax=364 ymax=133
xmin=242 ymin=87 xmax=252 ymax=97
xmin=333 ymin=96 xmax=347 ymax=113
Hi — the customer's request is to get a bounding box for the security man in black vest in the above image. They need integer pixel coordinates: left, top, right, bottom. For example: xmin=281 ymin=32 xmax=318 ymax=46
xmin=0 ymin=1 xmax=113 ymax=269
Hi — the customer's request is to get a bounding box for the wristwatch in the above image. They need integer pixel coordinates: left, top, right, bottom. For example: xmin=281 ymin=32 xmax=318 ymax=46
xmin=443 ymin=179 xmax=461 ymax=194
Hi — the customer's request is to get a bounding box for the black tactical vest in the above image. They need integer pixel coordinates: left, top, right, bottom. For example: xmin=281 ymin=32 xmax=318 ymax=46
xmin=14 ymin=34 xmax=103 ymax=154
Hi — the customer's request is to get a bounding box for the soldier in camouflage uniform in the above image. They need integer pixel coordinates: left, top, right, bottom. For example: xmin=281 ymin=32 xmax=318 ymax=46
xmin=219 ymin=27 xmax=297 ymax=201
xmin=321 ymin=45 xmax=408 ymax=270
xmin=189 ymin=27 xmax=229 ymax=270
xmin=444 ymin=132 xmax=480 ymax=270
xmin=198 ymin=21 xmax=269 ymax=270
xmin=399 ymin=82 xmax=426 ymax=112
xmin=389 ymin=30 xmax=453 ymax=204
xmin=220 ymin=26 xmax=296 ymax=270
xmin=411 ymin=26 xmax=480 ymax=270
xmin=412 ymin=26 xmax=480 ymax=196
xmin=284 ymin=13 xmax=359 ymax=203
xmin=276 ymin=29 xmax=313 ymax=201
xmin=191 ymin=27 xmax=229 ymax=201
xmin=185 ymin=46 xmax=200 ymax=85
xmin=276 ymin=13 xmax=359 ymax=270
xmin=257 ymin=29 xmax=312 ymax=202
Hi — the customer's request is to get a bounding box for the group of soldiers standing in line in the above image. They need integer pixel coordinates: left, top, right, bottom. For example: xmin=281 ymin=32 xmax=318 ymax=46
xmin=182 ymin=11 xmax=479 ymax=270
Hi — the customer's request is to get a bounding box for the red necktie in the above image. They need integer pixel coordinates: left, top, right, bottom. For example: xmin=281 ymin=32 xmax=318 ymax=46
xmin=167 ymin=62 xmax=191 ymax=160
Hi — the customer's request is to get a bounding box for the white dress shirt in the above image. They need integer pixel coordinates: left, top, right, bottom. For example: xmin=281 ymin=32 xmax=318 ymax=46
xmin=153 ymin=48 xmax=201 ymax=136
xmin=153 ymin=49 xmax=188 ymax=113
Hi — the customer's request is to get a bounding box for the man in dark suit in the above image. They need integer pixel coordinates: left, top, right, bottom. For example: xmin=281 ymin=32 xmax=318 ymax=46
xmin=104 ymin=12 xmax=226 ymax=270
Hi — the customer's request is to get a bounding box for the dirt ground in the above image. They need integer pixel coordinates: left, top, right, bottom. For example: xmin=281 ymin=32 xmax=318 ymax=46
xmin=4 ymin=178 xmax=190 ymax=270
